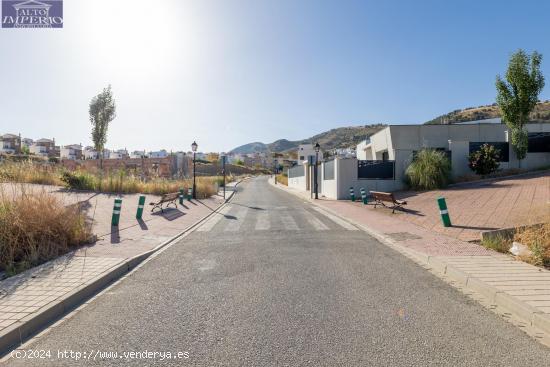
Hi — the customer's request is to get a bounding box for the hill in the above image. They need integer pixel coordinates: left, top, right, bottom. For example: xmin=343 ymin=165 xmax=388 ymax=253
xmin=424 ymin=101 xmax=550 ymax=125
xmin=229 ymin=124 xmax=386 ymax=155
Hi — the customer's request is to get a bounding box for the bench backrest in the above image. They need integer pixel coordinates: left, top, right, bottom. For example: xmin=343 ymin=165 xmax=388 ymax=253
xmin=161 ymin=192 xmax=180 ymax=202
xmin=370 ymin=191 xmax=395 ymax=202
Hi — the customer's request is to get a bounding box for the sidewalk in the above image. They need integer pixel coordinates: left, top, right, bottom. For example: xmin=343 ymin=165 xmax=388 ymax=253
xmin=0 ymin=182 xmax=238 ymax=354
xmin=272 ymin=179 xmax=550 ymax=345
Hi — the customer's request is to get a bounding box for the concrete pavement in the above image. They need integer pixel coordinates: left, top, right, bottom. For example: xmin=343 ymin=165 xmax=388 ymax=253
xmin=3 ymin=177 xmax=550 ymax=366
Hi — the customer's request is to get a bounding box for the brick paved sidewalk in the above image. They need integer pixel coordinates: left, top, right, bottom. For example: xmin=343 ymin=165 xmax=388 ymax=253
xmin=0 ymin=183 xmax=230 ymax=350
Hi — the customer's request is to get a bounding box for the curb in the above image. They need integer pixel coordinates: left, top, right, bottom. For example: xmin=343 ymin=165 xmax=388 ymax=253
xmin=0 ymin=181 xmax=242 ymax=357
xmin=269 ymin=178 xmax=550 ymax=343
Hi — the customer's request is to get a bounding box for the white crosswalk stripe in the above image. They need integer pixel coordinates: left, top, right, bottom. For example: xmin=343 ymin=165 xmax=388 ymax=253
xmin=255 ymin=211 xmax=270 ymax=230
xmin=224 ymin=207 xmax=249 ymax=232
xmin=280 ymin=213 xmax=299 ymax=230
xmin=297 ymin=209 xmax=329 ymax=230
xmin=196 ymin=205 xmax=232 ymax=232
xmin=312 ymin=207 xmax=358 ymax=230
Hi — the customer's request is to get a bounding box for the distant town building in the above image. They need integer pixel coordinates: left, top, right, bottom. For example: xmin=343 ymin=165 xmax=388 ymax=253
xmin=0 ymin=133 xmax=22 ymax=154
xmin=130 ymin=150 xmax=147 ymax=159
xmin=30 ymin=138 xmax=56 ymax=158
xmin=149 ymin=149 xmax=168 ymax=158
xmin=60 ymin=144 xmax=83 ymax=160
xmin=83 ymin=146 xmax=99 ymax=160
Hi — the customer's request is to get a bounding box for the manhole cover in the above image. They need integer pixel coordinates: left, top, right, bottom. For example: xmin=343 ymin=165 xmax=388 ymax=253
xmin=385 ymin=232 xmax=422 ymax=241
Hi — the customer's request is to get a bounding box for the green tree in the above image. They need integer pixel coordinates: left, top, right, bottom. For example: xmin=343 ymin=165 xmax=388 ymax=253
xmin=89 ymin=85 xmax=116 ymax=168
xmin=468 ymin=144 xmax=501 ymax=176
xmin=496 ymin=50 xmax=545 ymax=164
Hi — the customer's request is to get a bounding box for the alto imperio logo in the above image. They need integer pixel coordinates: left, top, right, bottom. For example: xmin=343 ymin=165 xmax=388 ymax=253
xmin=2 ymin=0 xmax=63 ymax=28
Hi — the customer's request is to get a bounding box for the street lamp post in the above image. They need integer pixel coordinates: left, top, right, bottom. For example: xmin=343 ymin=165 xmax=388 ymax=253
xmin=314 ymin=142 xmax=320 ymax=199
xmin=220 ymin=154 xmax=226 ymax=201
xmin=191 ymin=141 xmax=198 ymax=199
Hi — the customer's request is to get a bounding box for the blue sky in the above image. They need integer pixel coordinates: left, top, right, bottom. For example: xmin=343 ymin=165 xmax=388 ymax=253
xmin=1 ymin=0 xmax=549 ymax=152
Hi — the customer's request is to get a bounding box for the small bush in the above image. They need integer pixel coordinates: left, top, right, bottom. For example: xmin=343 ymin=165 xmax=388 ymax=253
xmin=468 ymin=144 xmax=500 ymax=176
xmin=480 ymin=236 xmax=511 ymax=253
xmin=405 ymin=149 xmax=451 ymax=190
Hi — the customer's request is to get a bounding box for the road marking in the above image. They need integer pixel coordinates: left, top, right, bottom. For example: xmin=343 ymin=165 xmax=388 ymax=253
xmin=196 ymin=205 xmax=231 ymax=232
xmin=297 ymin=209 xmax=329 ymax=230
xmin=312 ymin=207 xmax=358 ymax=230
xmin=281 ymin=213 xmax=299 ymax=230
xmin=255 ymin=211 xmax=270 ymax=230
xmin=224 ymin=207 xmax=249 ymax=232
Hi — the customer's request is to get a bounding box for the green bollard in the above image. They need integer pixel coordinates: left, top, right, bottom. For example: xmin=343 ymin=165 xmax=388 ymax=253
xmin=437 ymin=197 xmax=452 ymax=227
xmin=349 ymin=187 xmax=355 ymax=202
xmin=136 ymin=195 xmax=145 ymax=219
xmin=112 ymin=198 xmax=122 ymax=226
xmin=187 ymin=187 xmax=193 ymax=201
xmin=360 ymin=188 xmax=368 ymax=204
xmin=179 ymin=188 xmax=184 ymax=205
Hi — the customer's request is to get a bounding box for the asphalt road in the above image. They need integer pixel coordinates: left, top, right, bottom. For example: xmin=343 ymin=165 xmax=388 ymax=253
xmin=5 ymin=177 xmax=550 ymax=366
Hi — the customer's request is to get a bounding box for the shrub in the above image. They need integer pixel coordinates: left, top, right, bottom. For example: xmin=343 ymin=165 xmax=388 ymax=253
xmin=468 ymin=143 xmax=500 ymax=176
xmin=275 ymin=174 xmax=288 ymax=186
xmin=0 ymin=187 xmax=92 ymax=275
xmin=405 ymin=149 xmax=451 ymax=190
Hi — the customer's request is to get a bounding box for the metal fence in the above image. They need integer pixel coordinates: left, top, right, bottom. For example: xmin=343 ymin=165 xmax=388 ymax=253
xmin=357 ymin=160 xmax=395 ymax=180
xmin=323 ymin=159 xmax=335 ymax=180
xmin=288 ymin=165 xmax=305 ymax=178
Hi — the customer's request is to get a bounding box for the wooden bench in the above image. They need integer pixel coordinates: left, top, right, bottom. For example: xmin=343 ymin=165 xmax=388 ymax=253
xmin=370 ymin=191 xmax=407 ymax=213
xmin=150 ymin=192 xmax=180 ymax=213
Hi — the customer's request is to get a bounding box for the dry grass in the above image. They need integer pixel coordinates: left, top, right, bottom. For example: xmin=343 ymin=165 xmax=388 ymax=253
xmin=1 ymin=161 xmax=229 ymax=198
xmin=514 ymin=222 xmax=550 ymax=267
xmin=0 ymin=186 xmax=92 ymax=275
xmin=480 ymin=235 xmax=511 ymax=253
xmin=0 ymin=161 xmax=63 ymax=186
xmin=275 ymin=174 xmax=288 ymax=186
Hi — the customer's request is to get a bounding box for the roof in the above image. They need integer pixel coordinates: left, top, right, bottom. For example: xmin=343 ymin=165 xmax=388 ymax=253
xmin=1 ymin=133 xmax=19 ymax=139
xmin=35 ymin=138 xmax=54 ymax=143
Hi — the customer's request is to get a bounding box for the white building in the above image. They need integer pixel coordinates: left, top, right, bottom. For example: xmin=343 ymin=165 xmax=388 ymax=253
xmin=109 ymin=149 xmax=128 ymax=159
xmin=289 ymin=121 xmax=550 ymax=199
xmin=60 ymin=144 xmax=83 ymax=160
xmin=296 ymin=144 xmax=323 ymax=165
xmin=83 ymin=146 xmax=99 ymax=160
xmin=130 ymin=150 xmax=146 ymax=159
xmin=149 ymin=149 xmax=168 ymax=158
xmin=29 ymin=138 xmax=55 ymax=158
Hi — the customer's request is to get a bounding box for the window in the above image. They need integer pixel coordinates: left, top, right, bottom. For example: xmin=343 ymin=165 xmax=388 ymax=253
xmin=299 ymin=156 xmax=304 ymax=160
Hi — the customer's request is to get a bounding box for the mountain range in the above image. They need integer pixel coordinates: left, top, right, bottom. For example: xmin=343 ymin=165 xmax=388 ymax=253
xmin=229 ymin=124 xmax=386 ymax=154
xmin=230 ymin=101 xmax=550 ymax=155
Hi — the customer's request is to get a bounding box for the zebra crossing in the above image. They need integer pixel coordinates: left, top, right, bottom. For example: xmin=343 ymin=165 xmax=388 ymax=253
xmin=196 ymin=204 xmax=358 ymax=233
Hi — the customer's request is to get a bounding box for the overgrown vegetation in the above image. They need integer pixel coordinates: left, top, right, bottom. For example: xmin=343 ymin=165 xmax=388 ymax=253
xmin=0 ymin=187 xmax=91 ymax=275
xmin=275 ymin=174 xmax=288 ymax=186
xmin=468 ymin=143 xmax=500 ymax=176
xmin=405 ymin=149 xmax=451 ymax=190
xmin=515 ymin=223 xmax=550 ymax=267
xmin=0 ymin=161 xmax=227 ymax=198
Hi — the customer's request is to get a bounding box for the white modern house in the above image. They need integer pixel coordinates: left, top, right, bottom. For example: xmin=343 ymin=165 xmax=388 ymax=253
xmin=289 ymin=120 xmax=550 ymax=199
xmin=109 ymin=149 xmax=129 ymax=160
